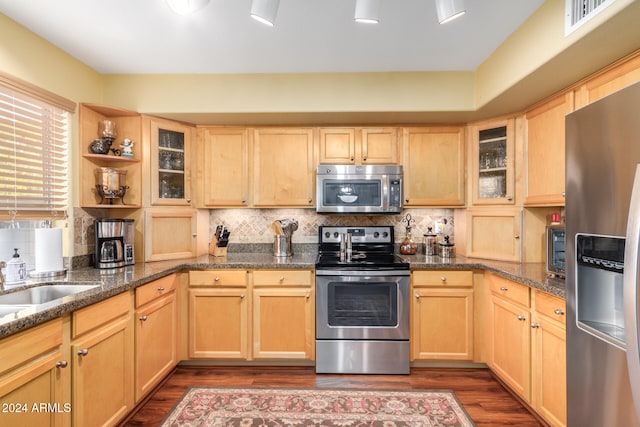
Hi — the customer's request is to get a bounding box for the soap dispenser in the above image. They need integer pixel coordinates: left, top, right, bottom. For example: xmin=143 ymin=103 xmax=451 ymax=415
xmin=6 ymin=248 xmax=27 ymax=285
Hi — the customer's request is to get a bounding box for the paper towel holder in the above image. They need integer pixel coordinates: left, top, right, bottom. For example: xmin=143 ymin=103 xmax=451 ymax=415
xmin=29 ymin=223 xmax=67 ymax=279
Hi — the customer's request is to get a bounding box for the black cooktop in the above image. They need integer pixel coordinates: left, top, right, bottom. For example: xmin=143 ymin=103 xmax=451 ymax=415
xmin=316 ymin=251 xmax=409 ymax=270
xmin=315 ymin=225 xmax=409 ymax=270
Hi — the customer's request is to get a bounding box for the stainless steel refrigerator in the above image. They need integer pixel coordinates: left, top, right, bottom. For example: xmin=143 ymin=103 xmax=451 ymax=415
xmin=566 ymin=80 xmax=640 ymax=426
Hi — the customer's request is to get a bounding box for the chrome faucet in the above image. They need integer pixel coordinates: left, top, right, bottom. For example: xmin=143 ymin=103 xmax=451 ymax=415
xmin=0 ymin=261 xmax=5 ymax=291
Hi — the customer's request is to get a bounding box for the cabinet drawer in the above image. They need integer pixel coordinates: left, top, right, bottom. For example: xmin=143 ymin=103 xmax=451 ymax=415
xmin=534 ymin=290 xmax=566 ymax=325
xmin=413 ymin=270 xmax=473 ymax=287
xmin=189 ymin=270 xmax=248 ymax=287
xmin=253 ymin=270 xmax=312 ymax=287
xmin=136 ymin=274 xmax=177 ymax=308
xmin=488 ymin=275 xmax=530 ymax=307
xmin=0 ymin=318 xmax=63 ymax=376
xmin=72 ymin=291 xmax=131 ymax=338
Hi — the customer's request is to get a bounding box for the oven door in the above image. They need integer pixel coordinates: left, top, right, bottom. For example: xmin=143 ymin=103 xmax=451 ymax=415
xmin=316 ymin=271 xmax=410 ymax=340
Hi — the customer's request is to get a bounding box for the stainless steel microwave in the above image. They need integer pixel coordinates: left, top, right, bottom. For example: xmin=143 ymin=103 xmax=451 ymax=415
xmin=546 ymin=224 xmax=565 ymax=278
xmin=316 ymin=164 xmax=403 ymax=214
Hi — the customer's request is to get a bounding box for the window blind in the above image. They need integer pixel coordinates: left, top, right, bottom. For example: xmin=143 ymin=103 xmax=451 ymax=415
xmin=0 ymin=82 xmax=71 ymax=219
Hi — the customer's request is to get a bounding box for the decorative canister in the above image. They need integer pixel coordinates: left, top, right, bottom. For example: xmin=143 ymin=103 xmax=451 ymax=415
xmin=95 ymin=167 xmax=128 ymax=204
xmin=439 ymin=235 xmax=455 ymax=258
xmin=423 ymin=226 xmax=437 ymax=256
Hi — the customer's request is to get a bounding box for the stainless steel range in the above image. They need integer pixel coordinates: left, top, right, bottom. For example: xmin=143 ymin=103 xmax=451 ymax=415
xmin=315 ymin=225 xmax=410 ymax=374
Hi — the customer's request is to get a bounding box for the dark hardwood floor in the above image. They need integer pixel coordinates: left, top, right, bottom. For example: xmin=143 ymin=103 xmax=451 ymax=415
xmin=121 ymin=366 xmax=544 ymax=426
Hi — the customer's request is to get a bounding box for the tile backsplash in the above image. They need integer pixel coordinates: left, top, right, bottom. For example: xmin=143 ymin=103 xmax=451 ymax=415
xmin=209 ymin=208 xmax=455 ymax=245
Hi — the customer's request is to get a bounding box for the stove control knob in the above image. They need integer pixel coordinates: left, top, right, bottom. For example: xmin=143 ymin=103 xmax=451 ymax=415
xmin=334 ymin=232 xmax=339 ymax=238
xmin=373 ymin=232 xmax=380 ymax=238
xmin=382 ymin=232 xmax=389 ymax=238
xmin=325 ymin=232 xmax=331 ymax=238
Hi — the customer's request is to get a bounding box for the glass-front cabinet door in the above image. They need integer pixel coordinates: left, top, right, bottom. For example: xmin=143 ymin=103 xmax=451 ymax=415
xmin=471 ymin=119 xmax=515 ymax=205
xmin=150 ymin=119 xmax=192 ymax=206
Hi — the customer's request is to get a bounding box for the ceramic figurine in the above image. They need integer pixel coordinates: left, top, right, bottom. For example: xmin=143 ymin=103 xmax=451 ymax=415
xmin=120 ymin=138 xmax=134 ymax=158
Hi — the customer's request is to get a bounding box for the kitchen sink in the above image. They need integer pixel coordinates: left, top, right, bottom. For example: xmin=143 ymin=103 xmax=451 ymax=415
xmin=0 ymin=305 xmax=32 ymax=317
xmin=0 ymin=284 xmax=99 ymax=306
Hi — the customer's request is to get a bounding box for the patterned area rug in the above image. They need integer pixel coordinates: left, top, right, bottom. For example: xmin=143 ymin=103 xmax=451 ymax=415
xmin=160 ymin=387 xmax=475 ymax=427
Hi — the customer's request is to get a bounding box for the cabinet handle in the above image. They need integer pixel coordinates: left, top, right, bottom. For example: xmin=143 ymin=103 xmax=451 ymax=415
xmin=309 ymin=199 xmax=313 ymax=204
xmin=186 ymin=198 xmax=192 ymax=203
xmin=415 ymin=293 xmax=420 ymax=299
xmin=240 ymin=294 xmax=245 ymax=299
xmin=517 ymin=315 xmax=526 ymax=321
xmin=139 ymin=315 xmax=148 ymax=321
xmin=192 ymin=233 xmax=197 ymax=238
xmin=350 ymin=156 xmax=354 ymax=161
xmin=77 ymin=349 xmax=89 ymax=357
xmin=500 ymin=286 xmax=508 ymax=291
xmin=214 ymin=277 xmax=220 ymax=282
xmin=554 ymin=309 xmax=565 ymax=315
xmin=279 ymin=276 xmax=285 ymax=282
xmin=562 ymin=192 xmax=566 ymax=198
xmin=305 ymin=293 xmax=310 ymax=300
xmin=405 ymin=199 xmax=409 ymax=203
xmin=56 ymin=360 xmax=68 ymax=368
xmin=440 ymin=276 xmax=446 ymax=282
xmin=531 ymin=322 xmax=540 ymax=328
xmin=157 ymin=287 xmax=165 ymax=292
xmin=242 ymin=199 xmax=247 ymax=204
xmin=514 ymin=234 xmax=520 ymax=239
xmin=363 ymin=156 xmax=367 ymax=161
xmin=507 ymin=195 xmax=513 ymax=201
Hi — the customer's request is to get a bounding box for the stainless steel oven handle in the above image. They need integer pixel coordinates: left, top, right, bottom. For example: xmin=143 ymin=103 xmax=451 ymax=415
xmin=316 ymin=269 xmax=410 ymax=277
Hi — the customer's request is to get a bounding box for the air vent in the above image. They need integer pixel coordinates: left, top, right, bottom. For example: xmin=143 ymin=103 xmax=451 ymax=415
xmin=565 ymin=0 xmax=616 ymax=35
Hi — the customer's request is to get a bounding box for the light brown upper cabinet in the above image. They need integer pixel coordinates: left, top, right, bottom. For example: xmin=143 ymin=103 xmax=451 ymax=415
xmin=145 ymin=117 xmax=193 ymax=207
xmin=470 ymin=118 xmax=516 ymax=205
xmin=574 ymin=50 xmax=640 ymax=109
xmin=253 ymin=128 xmax=317 ymax=207
xmin=401 ymin=126 xmax=465 ymax=207
xmin=525 ymin=92 xmax=573 ymax=207
xmin=198 ymin=128 xmax=250 ymax=207
xmin=79 ymin=104 xmax=143 ymax=208
xmin=319 ymin=127 xmax=398 ymax=164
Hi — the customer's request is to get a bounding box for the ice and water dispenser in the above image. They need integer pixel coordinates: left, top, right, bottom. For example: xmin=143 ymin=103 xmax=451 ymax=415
xmin=576 ymin=234 xmax=626 ymax=349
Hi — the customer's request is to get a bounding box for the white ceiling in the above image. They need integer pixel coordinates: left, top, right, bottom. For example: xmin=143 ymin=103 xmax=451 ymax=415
xmin=0 ymin=0 xmax=545 ymax=74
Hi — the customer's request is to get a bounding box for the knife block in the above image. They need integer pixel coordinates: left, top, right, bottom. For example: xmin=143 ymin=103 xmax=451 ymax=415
xmin=208 ymin=237 xmax=227 ymax=257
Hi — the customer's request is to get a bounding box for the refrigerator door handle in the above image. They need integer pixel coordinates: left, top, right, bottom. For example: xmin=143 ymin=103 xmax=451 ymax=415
xmin=624 ymin=163 xmax=640 ymax=421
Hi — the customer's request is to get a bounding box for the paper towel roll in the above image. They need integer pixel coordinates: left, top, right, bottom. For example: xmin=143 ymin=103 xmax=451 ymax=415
xmin=34 ymin=228 xmax=63 ymax=273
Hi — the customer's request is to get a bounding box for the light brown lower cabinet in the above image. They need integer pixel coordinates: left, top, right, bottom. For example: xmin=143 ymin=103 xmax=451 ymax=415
xmin=187 ymin=269 xmax=314 ymax=361
xmin=188 ymin=270 xmax=250 ymax=359
xmin=0 ymin=318 xmax=70 ymax=427
xmin=531 ymin=290 xmax=567 ymax=427
xmin=411 ymin=270 xmax=474 ymax=361
xmin=134 ymin=274 xmax=178 ymax=402
xmin=252 ymin=270 xmax=314 ymax=360
xmin=71 ymin=292 xmax=134 ymax=427
xmin=486 ymin=273 xmax=566 ymax=427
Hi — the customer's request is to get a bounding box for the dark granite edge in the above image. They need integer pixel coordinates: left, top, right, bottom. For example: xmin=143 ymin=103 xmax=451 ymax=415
xmin=0 ymin=253 xmax=563 ymax=339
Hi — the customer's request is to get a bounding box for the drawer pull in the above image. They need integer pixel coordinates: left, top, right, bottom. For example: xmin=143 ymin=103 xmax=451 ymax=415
xmin=77 ymin=349 xmax=89 ymax=357
xmin=157 ymin=287 xmax=165 ymax=291
xmin=214 ymin=277 xmax=220 ymax=282
xmin=279 ymin=276 xmax=285 ymax=282
xmin=440 ymin=276 xmax=446 ymax=282
xmin=415 ymin=293 xmax=420 ymax=299
xmin=517 ymin=315 xmax=526 ymax=321
xmin=531 ymin=322 xmax=540 ymax=328
xmin=500 ymin=286 xmax=508 ymax=291
xmin=554 ymin=309 xmax=565 ymax=315
xmin=139 ymin=315 xmax=148 ymax=321
xmin=56 ymin=360 xmax=68 ymax=369
xmin=240 ymin=294 xmax=246 ymax=299
xmin=306 ymin=293 xmax=310 ymax=300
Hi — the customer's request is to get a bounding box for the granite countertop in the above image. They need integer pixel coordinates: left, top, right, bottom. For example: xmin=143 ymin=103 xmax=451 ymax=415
xmin=0 ymin=251 xmax=564 ymax=339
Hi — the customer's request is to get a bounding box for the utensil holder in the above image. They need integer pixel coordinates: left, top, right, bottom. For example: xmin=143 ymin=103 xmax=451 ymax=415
xmin=273 ymin=235 xmax=293 ymax=257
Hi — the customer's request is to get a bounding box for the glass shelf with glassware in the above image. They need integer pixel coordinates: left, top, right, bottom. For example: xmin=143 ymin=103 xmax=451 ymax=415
xmin=472 ymin=121 xmax=514 ymax=204
xmin=149 ymin=119 xmax=192 ymax=206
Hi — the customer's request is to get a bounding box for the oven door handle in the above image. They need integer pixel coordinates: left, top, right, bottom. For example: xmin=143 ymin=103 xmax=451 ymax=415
xmin=316 ymin=269 xmax=410 ymax=277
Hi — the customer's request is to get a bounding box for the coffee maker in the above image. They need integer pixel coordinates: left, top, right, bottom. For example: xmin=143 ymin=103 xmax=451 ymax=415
xmin=94 ymin=219 xmax=134 ymax=268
